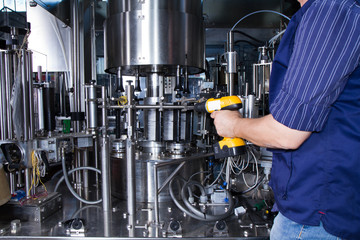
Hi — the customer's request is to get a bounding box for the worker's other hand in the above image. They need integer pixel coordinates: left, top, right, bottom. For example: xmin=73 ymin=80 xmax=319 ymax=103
xmin=210 ymin=110 xmax=242 ymax=138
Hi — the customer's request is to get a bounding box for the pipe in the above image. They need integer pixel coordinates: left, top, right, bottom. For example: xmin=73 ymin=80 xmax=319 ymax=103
xmin=108 ymin=105 xmax=195 ymax=110
xmin=100 ymin=136 xmax=111 ymax=212
xmin=5 ymin=52 xmax=13 ymax=139
xmin=37 ymin=87 xmax=45 ymax=132
xmin=21 ymin=50 xmax=29 ymax=141
xmin=100 ymin=86 xmax=111 ymax=212
xmin=90 ymin=0 xmax=97 ymax=81
xmin=83 ymin=149 xmax=89 ymax=198
xmin=125 ymin=83 xmax=136 ymax=235
xmin=27 ymin=52 xmax=34 ymax=140
xmin=0 ymin=52 xmax=7 ymax=140
xmin=25 ymin=168 xmax=33 ymax=198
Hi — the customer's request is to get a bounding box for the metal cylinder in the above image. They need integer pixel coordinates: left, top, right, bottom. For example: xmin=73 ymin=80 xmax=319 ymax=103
xmin=247 ymin=94 xmax=258 ymax=119
xmin=0 ymin=52 xmax=7 ymax=140
xmin=21 ymin=50 xmax=30 ymax=141
xmin=37 ymin=87 xmax=45 ymax=131
xmin=101 ymin=136 xmax=111 ymax=212
xmin=111 ymin=154 xmax=205 ymax=202
xmin=125 ymin=84 xmax=136 ymax=230
xmin=27 ymin=52 xmax=34 ymax=140
xmin=100 ymin=86 xmax=111 ymax=212
xmin=144 ymin=97 xmax=161 ymax=142
xmin=4 ymin=51 xmax=13 ymax=139
xmin=104 ymin=0 xmax=204 ymax=75
xmin=86 ymin=84 xmax=98 ymax=131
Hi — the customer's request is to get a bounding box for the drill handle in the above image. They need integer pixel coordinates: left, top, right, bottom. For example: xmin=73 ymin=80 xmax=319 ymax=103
xmin=220 ymin=137 xmax=246 ymax=148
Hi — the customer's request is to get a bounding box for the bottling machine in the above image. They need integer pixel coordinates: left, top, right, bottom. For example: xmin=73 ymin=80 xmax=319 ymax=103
xmin=0 ymin=0 xmax=299 ymax=238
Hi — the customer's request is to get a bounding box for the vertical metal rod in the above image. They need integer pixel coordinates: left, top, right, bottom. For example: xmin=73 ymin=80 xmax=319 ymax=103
xmin=90 ymin=0 xmax=97 ymax=82
xmin=28 ymin=51 xmax=34 ymax=140
xmin=228 ymin=73 xmax=235 ymax=96
xmin=153 ymin=165 xmax=159 ymax=224
xmin=37 ymin=87 xmax=45 ymax=132
xmin=83 ymin=149 xmax=89 ymax=199
xmin=100 ymin=86 xmax=111 ymax=212
xmin=0 ymin=52 xmax=7 ymax=140
xmin=25 ymin=168 xmax=32 ymax=197
xmin=5 ymin=51 xmax=13 ymax=139
xmin=126 ymin=83 xmax=136 ymax=237
xmin=103 ymin=210 xmax=112 ymax=237
xmin=9 ymin=173 xmax=16 ymax=194
xmin=21 ymin=50 xmax=29 ymax=141
xmin=72 ymin=0 xmax=80 ymax=133
xmin=94 ymin=136 xmax=99 ymax=188
xmin=76 ymin=151 xmax=82 ymax=192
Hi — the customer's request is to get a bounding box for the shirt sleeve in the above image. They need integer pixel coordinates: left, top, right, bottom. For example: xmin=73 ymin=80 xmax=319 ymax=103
xmin=270 ymin=0 xmax=360 ymax=132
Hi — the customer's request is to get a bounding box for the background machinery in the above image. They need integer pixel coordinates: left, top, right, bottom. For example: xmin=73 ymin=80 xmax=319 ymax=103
xmin=0 ymin=0 xmax=299 ymax=238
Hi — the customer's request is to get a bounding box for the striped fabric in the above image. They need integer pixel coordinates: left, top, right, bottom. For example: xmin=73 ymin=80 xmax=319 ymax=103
xmin=270 ymin=0 xmax=360 ymax=132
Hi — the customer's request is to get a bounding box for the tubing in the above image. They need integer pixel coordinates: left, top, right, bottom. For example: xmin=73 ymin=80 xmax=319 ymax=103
xmin=169 ymin=178 xmax=235 ymax=222
xmin=54 ymin=166 xmax=101 ymax=192
xmin=61 ymin=148 xmax=102 ymax=204
xmin=181 ymin=180 xmax=235 ymax=221
xmin=169 ymin=178 xmax=213 ymax=221
xmin=231 ymin=10 xmax=291 ymax=31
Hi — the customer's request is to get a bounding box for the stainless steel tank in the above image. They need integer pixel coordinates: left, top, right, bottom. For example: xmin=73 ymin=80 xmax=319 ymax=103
xmin=104 ymin=0 xmax=205 ymax=75
xmin=111 ymin=141 xmax=205 ymax=202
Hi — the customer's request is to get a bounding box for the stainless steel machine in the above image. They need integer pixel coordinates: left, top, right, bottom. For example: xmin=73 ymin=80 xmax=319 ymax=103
xmin=0 ymin=0 xmax=299 ymax=239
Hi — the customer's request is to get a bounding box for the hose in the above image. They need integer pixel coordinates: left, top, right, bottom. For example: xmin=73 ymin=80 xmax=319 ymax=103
xmin=61 ymin=149 xmax=102 ymax=205
xmin=232 ymin=30 xmax=264 ymax=44
xmin=181 ymin=180 xmax=235 ymax=221
xmin=70 ymin=205 xmax=102 ymax=219
xmin=54 ymin=166 xmax=101 ymax=192
xmin=169 ymin=178 xmax=215 ymax=222
xmin=231 ymin=10 xmax=291 ymax=32
xmin=169 ymin=177 xmax=234 ymax=222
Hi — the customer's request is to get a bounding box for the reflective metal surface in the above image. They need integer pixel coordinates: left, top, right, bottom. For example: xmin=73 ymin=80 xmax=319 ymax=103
xmin=0 ymin=188 xmax=271 ymax=239
xmin=105 ymin=0 xmax=205 ymax=75
xmin=111 ymin=153 xmax=205 ymax=203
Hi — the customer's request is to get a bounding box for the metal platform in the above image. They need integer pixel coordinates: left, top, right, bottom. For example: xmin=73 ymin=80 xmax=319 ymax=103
xmin=0 ymin=187 xmax=271 ymax=239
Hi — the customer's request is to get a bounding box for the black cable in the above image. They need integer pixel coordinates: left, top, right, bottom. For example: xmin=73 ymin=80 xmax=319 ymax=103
xmin=232 ymin=30 xmax=265 ymax=44
xmin=234 ymin=40 xmax=260 ymax=48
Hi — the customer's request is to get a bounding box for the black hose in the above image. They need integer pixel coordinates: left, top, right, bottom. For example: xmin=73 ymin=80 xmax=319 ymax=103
xmin=232 ymin=30 xmax=264 ymax=44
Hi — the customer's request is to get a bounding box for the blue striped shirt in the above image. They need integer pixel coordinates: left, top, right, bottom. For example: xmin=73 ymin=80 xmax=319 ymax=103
xmin=270 ymin=0 xmax=360 ymax=132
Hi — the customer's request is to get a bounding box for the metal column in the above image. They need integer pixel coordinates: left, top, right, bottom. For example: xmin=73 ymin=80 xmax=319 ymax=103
xmin=126 ymin=83 xmax=136 ymax=236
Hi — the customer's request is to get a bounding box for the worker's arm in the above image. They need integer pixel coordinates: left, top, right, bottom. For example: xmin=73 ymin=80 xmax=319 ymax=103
xmin=210 ymin=110 xmax=311 ymax=150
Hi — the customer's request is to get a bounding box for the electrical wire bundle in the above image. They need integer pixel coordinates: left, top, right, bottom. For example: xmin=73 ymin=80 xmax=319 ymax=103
xmin=208 ymin=146 xmax=264 ymax=196
xmin=28 ymin=149 xmax=47 ymax=194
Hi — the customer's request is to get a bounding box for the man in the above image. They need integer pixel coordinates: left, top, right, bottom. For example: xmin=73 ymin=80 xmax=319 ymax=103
xmin=211 ymin=0 xmax=360 ymax=239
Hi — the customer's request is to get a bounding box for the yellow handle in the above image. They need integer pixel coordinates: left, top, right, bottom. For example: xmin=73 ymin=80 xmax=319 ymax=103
xmin=218 ymin=137 xmax=246 ymax=149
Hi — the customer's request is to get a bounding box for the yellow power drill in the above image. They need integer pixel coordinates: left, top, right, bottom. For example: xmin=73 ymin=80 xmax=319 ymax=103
xmin=194 ymin=96 xmax=246 ymax=159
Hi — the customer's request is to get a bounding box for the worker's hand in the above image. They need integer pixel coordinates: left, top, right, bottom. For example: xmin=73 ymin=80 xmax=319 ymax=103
xmin=210 ymin=110 xmax=242 ymax=138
